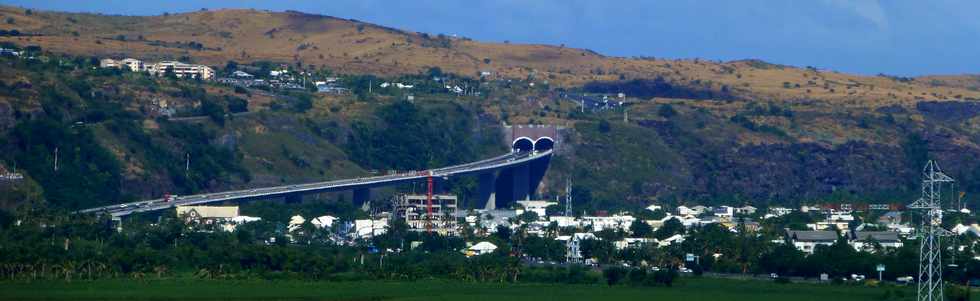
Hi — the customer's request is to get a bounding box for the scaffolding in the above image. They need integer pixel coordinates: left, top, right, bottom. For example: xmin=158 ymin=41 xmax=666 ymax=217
xmin=392 ymin=194 xmax=458 ymax=236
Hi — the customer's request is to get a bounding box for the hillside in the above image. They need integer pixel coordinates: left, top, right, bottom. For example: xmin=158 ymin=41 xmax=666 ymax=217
xmin=2 ymin=6 xmax=980 ymax=107
xmin=2 ymin=6 xmax=980 ymax=211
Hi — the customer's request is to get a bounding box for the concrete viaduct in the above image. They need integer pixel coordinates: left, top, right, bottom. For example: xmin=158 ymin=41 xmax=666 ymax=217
xmin=80 ymin=125 xmax=558 ymax=217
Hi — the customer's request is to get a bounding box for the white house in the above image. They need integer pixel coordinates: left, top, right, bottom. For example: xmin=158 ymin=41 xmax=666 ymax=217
xmin=517 ymin=200 xmax=558 ymax=218
xmin=176 ymin=205 xmax=238 ymax=225
xmin=952 ymin=224 xmax=980 ymax=237
xmin=353 ymin=218 xmax=388 ymax=238
xmin=735 ymin=205 xmax=757 ymax=215
xmin=549 ymin=216 xmax=579 ymax=228
xmin=564 ymin=232 xmax=597 ymax=261
xmin=713 ymin=206 xmax=734 ymax=218
xmin=786 ymin=230 xmax=838 ymax=254
xmin=676 ymin=205 xmax=703 ymax=216
xmin=848 ymin=231 xmax=903 ymax=252
xmin=100 ymin=58 xmax=122 ymax=68
xmin=645 ymin=204 xmax=663 ymax=212
xmin=232 ymin=70 xmax=254 ymax=78
xmin=657 ymin=234 xmax=685 ymax=247
xmin=583 ymin=215 xmax=635 ymax=232
xmin=149 ymin=61 xmax=215 ymax=80
xmin=613 ymin=238 xmax=656 ymax=250
xmin=311 ymin=215 xmax=337 ymax=229
xmin=467 ymin=241 xmax=498 ymax=256
xmin=287 ymin=215 xmax=306 ymax=233
xmin=121 ymin=58 xmax=144 ymax=72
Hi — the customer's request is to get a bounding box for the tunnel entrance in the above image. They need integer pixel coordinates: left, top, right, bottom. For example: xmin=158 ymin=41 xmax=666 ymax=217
xmin=513 ymin=137 xmax=534 ymax=152
xmin=533 ymin=137 xmax=554 ymax=152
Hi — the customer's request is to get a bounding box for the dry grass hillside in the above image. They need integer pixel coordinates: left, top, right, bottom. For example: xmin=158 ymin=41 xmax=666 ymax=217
xmin=2 ymin=6 xmax=979 ymax=108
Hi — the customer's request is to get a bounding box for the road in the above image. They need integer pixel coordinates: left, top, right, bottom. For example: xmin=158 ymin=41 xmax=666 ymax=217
xmin=79 ymin=149 xmax=552 ymax=217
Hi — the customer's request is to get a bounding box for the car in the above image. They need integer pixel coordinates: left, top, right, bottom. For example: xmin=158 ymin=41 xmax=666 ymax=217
xmin=770 ymin=273 xmax=779 ymax=279
xmin=896 ymin=276 xmax=914 ymax=284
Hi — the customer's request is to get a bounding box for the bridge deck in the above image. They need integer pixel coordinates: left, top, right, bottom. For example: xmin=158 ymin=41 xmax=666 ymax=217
xmin=79 ymin=150 xmax=552 ymax=217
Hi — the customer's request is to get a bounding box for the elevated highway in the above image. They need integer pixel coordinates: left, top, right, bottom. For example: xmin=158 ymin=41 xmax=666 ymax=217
xmin=80 ymin=149 xmax=552 ymax=217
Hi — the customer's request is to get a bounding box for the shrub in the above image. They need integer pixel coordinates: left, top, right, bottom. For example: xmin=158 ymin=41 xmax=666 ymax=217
xmin=602 ymin=267 xmax=627 ymax=286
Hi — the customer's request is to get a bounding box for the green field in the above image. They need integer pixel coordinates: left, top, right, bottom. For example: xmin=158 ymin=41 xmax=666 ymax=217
xmin=0 ymin=278 xmax=920 ymax=301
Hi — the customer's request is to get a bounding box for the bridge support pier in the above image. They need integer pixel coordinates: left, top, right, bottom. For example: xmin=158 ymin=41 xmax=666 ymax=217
xmin=511 ymin=163 xmax=530 ymax=203
xmin=528 ymin=155 xmax=551 ymax=200
xmin=353 ymin=188 xmax=371 ymax=210
xmin=478 ymin=172 xmax=497 ymax=210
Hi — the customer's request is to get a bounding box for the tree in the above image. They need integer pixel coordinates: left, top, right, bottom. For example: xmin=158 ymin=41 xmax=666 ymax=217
xmin=224 ymin=60 xmax=239 ymax=72
xmin=654 ymin=218 xmax=684 ymax=239
xmin=658 ymin=104 xmax=677 ymax=118
xmin=629 ymin=219 xmax=653 ymax=238
xmin=597 ymin=120 xmax=611 ymax=133
xmin=517 ymin=211 xmax=539 ymax=224
xmin=603 ymin=267 xmax=627 ymax=286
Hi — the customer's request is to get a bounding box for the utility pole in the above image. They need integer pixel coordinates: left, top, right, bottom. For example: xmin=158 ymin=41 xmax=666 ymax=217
xmin=565 ymin=178 xmax=573 ymax=217
xmin=185 ymin=153 xmax=190 ymax=177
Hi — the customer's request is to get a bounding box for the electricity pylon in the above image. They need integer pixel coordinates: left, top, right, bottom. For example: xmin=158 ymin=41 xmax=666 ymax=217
xmin=908 ymin=160 xmax=955 ymax=301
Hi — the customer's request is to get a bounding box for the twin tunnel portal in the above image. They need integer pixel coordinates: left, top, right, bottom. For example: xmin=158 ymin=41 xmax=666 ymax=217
xmin=80 ymin=125 xmax=558 ymax=217
xmin=357 ymin=124 xmax=557 ymax=210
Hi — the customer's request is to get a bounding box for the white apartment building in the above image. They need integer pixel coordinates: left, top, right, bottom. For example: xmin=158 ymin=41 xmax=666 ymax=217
xmin=148 ymin=61 xmax=215 ymax=80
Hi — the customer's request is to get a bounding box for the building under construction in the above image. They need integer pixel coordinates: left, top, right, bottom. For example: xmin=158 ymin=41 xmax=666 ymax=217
xmin=392 ymin=194 xmax=459 ymax=236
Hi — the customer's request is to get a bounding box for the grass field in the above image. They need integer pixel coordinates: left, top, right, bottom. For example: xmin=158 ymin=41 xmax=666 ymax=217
xmin=0 ymin=277 xmax=922 ymax=301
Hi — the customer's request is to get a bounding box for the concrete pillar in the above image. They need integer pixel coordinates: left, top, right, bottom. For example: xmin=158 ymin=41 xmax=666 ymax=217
xmin=478 ymin=172 xmax=497 ymax=210
xmin=512 ymin=163 xmax=530 ymax=203
xmin=353 ymin=187 xmax=371 ymax=210
xmin=528 ymin=155 xmax=551 ymax=200
xmin=495 ymin=168 xmax=514 ymax=207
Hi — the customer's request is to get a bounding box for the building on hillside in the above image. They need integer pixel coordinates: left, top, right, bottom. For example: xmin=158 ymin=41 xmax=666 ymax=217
xmin=735 ymin=205 xmax=757 ymax=215
xmin=392 ymin=194 xmax=459 ymax=236
xmin=121 ymin=58 xmax=144 ymax=72
xmin=713 ymin=206 xmax=734 ymax=218
xmin=176 ymin=205 xmax=239 ymax=225
xmin=562 ymin=232 xmax=598 ymax=262
xmin=786 ymin=230 xmax=838 ymax=254
xmin=311 ymin=215 xmax=337 ymax=229
xmin=613 ymin=238 xmax=656 ymax=250
xmin=0 ymin=165 xmax=23 ymax=181
xmin=583 ymin=214 xmax=635 ymax=232
xmin=148 ymin=61 xmax=215 ymax=80
xmin=0 ymin=48 xmax=20 ymax=57
xmin=465 ymin=241 xmax=498 ymax=256
xmin=657 ymin=234 xmax=685 ymax=247
xmin=517 ymin=200 xmax=557 ymax=218
xmin=287 ymin=215 xmax=306 ymax=233
xmin=848 ymin=231 xmax=903 ymax=252
xmin=549 ymin=215 xmax=580 ymax=228
xmin=767 ymin=207 xmax=794 ymax=218
xmin=952 ymin=224 xmax=980 ymax=237
xmin=231 ymin=70 xmax=254 ymax=78
xmin=99 ymin=58 xmax=121 ymax=68
xmin=352 ymin=218 xmax=388 ymax=239
xmin=877 ymin=211 xmax=903 ymax=225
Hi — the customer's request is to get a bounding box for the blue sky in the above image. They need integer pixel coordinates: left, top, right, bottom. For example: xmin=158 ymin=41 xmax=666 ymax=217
xmin=4 ymin=0 xmax=979 ymax=76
